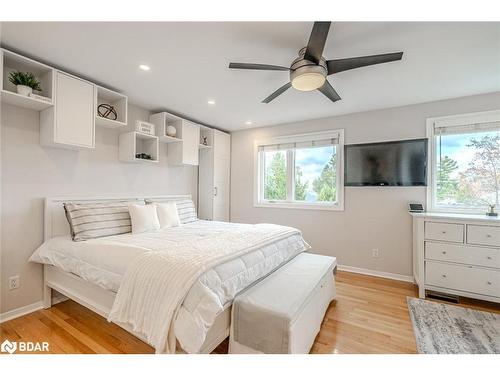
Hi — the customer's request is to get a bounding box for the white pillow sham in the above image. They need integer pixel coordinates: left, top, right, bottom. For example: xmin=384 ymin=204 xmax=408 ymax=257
xmin=128 ymin=204 xmax=160 ymax=234
xmin=155 ymin=202 xmax=181 ymax=229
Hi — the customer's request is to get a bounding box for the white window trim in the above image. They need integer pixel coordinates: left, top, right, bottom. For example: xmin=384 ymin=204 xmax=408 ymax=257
xmin=426 ymin=109 xmax=500 ymax=214
xmin=253 ymin=129 xmax=344 ymax=211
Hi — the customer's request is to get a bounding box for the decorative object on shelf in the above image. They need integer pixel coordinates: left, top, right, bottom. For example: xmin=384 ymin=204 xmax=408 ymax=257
xmin=8 ymin=70 xmax=42 ymax=96
xmin=97 ymin=103 xmax=118 ymax=120
xmin=135 ymin=153 xmax=152 ymax=160
xmin=166 ymin=125 xmax=177 ymax=137
xmin=202 ymin=136 xmax=208 ymax=146
xmin=135 ymin=121 xmax=155 ymax=135
xmin=486 ymin=204 xmax=498 ymax=217
xmin=28 ymin=92 xmax=51 ymax=102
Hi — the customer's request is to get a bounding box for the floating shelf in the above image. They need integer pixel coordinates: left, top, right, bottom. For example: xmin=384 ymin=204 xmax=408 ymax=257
xmin=199 ymin=143 xmax=212 ymax=149
xmin=1 ymin=49 xmax=54 ymax=111
xmin=1 ymin=89 xmax=53 ymax=111
xmin=160 ymin=134 xmax=183 ymax=144
xmin=119 ymin=131 xmax=159 ymax=164
xmin=95 ymin=85 xmax=128 ymax=128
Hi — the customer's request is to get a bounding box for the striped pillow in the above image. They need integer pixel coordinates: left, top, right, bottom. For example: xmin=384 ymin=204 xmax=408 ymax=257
xmin=63 ymin=201 xmax=134 ymax=241
xmin=145 ymin=198 xmax=197 ymax=224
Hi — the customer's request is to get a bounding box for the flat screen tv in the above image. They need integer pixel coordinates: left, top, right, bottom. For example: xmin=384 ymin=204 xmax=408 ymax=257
xmin=345 ymin=139 xmax=428 ymax=186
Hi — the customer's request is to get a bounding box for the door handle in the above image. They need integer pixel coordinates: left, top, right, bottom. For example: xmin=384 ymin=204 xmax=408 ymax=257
xmin=214 ymin=187 xmax=218 ymax=197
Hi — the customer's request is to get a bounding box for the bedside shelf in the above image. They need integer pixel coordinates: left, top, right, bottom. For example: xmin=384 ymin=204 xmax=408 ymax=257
xmin=119 ymin=131 xmax=159 ymax=164
xmin=1 ymin=89 xmax=53 ymax=110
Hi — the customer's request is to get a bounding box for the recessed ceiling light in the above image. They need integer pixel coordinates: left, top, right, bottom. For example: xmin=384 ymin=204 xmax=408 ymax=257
xmin=207 ymin=100 xmax=216 ymax=105
xmin=139 ymin=64 xmax=151 ymax=71
xmin=245 ymin=121 xmax=253 ymax=125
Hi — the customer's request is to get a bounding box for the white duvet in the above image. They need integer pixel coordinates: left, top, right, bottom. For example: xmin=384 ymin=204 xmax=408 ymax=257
xmin=30 ymin=220 xmax=309 ymax=353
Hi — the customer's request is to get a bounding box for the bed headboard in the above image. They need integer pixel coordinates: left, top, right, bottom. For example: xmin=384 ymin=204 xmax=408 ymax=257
xmin=44 ymin=195 xmax=192 ymax=241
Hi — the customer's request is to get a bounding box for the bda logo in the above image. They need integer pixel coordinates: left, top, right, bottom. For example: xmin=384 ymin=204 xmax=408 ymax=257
xmin=1 ymin=339 xmax=17 ymax=354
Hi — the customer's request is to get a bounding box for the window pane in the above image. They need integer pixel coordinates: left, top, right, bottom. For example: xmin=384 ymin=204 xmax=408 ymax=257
xmin=263 ymin=150 xmax=287 ymax=201
xmin=435 ymin=130 xmax=500 ymax=209
xmin=294 ymin=146 xmax=336 ymax=202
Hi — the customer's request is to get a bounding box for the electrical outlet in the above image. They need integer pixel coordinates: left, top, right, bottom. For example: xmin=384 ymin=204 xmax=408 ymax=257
xmin=8 ymin=276 xmax=20 ymax=290
xmin=372 ymin=249 xmax=380 ymax=258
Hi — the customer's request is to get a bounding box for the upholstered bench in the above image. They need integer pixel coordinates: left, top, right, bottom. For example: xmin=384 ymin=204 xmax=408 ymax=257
xmin=229 ymin=252 xmax=337 ymax=354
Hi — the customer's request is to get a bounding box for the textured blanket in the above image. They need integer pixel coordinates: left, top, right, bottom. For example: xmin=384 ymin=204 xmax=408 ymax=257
xmin=107 ymin=223 xmax=301 ymax=353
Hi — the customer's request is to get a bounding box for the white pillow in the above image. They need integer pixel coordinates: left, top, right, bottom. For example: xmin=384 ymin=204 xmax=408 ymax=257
xmin=128 ymin=204 xmax=160 ymax=234
xmin=155 ymin=202 xmax=181 ymax=229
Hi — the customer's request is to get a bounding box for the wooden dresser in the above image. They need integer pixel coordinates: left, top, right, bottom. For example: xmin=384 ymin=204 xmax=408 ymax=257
xmin=412 ymin=212 xmax=500 ymax=303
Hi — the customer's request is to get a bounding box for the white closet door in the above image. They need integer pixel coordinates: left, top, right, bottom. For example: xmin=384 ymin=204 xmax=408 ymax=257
xmin=213 ymin=130 xmax=231 ymax=221
xmin=55 ymin=72 xmax=94 ymax=148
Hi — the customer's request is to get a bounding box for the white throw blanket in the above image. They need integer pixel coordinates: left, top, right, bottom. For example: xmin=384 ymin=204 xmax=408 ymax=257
xmin=107 ymin=223 xmax=301 ymax=353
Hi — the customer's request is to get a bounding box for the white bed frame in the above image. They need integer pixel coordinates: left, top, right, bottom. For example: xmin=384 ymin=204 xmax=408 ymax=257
xmin=42 ymin=195 xmax=230 ymax=354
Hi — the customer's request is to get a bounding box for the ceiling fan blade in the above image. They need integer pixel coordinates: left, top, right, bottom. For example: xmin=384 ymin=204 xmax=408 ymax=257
xmin=229 ymin=62 xmax=290 ymax=71
xmin=327 ymin=52 xmax=403 ymax=75
xmin=317 ymin=80 xmax=341 ymax=103
xmin=303 ymin=22 xmax=331 ymax=65
xmin=262 ymin=82 xmax=292 ymax=103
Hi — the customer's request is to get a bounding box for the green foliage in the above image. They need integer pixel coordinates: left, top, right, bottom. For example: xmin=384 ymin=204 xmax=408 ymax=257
xmin=460 ymin=134 xmax=500 ymax=205
xmin=8 ymin=71 xmax=42 ymax=91
xmin=436 ymin=155 xmax=458 ymax=201
xmin=294 ymin=166 xmax=308 ymax=201
xmin=312 ymin=153 xmax=336 ymax=202
xmin=264 ymin=152 xmax=287 ymax=200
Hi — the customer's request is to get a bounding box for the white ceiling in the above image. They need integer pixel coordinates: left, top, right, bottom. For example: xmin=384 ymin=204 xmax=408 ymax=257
xmin=2 ymin=22 xmax=500 ymax=131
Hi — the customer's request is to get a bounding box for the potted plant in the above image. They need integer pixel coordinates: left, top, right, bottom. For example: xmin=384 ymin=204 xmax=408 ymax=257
xmin=8 ymin=71 xmax=42 ymax=96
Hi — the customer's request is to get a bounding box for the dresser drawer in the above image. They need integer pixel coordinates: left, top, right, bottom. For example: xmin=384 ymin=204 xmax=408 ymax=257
xmin=425 ymin=222 xmax=464 ymax=243
xmin=425 ymin=261 xmax=500 ymax=297
xmin=425 ymin=242 xmax=500 ymax=269
xmin=467 ymin=225 xmax=500 ymax=247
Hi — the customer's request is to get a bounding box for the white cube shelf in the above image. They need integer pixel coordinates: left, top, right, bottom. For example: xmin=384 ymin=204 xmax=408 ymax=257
xmin=119 ymin=131 xmax=159 ymax=163
xmin=95 ymin=85 xmax=128 ymax=128
xmin=1 ymin=49 xmax=54 ymax=110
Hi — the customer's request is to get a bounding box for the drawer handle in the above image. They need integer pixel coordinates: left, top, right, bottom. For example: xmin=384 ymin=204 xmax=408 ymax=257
xmin=441 ymin=231 xmax=446 ymax=234
xmin=487 ymin=256 xmax=492 ymax=260
xmin=442 ymin=251 xmax=447 ymax=255
xmin=442 ymin=274 xmax=447 ymax=278
xmin=486 ymin=234 xmax=492 ymax=238
xmin=487 ymin=281 xmax=492 ymax=285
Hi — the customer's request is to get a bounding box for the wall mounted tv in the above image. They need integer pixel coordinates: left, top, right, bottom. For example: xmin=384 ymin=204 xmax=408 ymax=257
xmin=344 ymin=138 xmax=428 ymax=186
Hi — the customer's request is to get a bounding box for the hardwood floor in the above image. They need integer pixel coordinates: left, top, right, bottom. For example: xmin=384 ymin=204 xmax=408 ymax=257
xmin=1 ymin=271 xmax=499 ymax=354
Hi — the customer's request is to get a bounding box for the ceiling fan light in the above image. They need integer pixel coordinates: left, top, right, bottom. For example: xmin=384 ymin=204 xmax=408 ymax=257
xmin=291 ymin=72 xmax=326 ymax=91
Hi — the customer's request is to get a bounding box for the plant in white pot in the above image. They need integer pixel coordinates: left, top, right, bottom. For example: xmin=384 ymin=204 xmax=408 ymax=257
xmin=8 ymin=71 xmax=42 ymax=96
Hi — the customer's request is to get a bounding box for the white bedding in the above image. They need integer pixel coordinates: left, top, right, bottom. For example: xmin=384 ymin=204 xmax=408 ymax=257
xmin=30 ymin=220 xmax=309 ymax=353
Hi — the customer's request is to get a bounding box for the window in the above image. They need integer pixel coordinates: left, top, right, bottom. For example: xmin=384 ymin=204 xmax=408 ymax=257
xmin=255 ymin=130 xmax=344 ymax=210
xmin=428 ymin=110 xmax=500 ymax=212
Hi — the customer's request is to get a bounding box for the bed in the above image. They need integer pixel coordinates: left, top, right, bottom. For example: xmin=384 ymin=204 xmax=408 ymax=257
xmin=30 ymin=195 xmax=309 ymax=354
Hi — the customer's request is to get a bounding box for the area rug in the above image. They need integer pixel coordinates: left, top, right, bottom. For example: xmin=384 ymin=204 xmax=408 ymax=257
xmin=407 ymin=297 xmax=500 ymax=354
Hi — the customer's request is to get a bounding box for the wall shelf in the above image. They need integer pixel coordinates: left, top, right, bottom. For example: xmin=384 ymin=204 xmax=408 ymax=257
xmin=161 ymin=134 xmax=183 ymax=144
xmin=119 ymin=131 xmax=159 ymax=163
xmin=199 ymin=143 xmax=212 ymax=149
xmin=95 ymin=85 xmax=128 ymax=128
xmin=1 ymin=49 xmax=54 ymax=111
xmin=1 ymin=89 xmax=53 ymax=110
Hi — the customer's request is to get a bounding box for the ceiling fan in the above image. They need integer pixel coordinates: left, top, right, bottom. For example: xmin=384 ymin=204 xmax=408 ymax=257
xmin=228 ymin=22 xmax=403 ymax=103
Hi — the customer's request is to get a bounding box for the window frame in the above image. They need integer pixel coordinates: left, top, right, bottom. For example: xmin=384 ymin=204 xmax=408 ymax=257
xmin=426 ymin=109 xmax=500 ymax=214
xmin=254 ymin=130 xmax=344 ymax=211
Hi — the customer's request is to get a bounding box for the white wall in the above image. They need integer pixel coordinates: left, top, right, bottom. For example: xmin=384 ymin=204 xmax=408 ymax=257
xmin=0 ymin=103 xmax=198 ymax=313
xmin=230 ymin=92 xmax=500 ymax=278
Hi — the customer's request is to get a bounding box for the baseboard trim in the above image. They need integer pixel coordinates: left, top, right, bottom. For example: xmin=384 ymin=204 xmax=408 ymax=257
xmin=0 ymin=295 xmax=69 ymax=323
xmin=1 ymin=267 xmax=413 ymax=323
xmin=0 ymin=301 xmax=43 ymax=323
xmin=337 ymin=265 xmax=414 ymax=283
